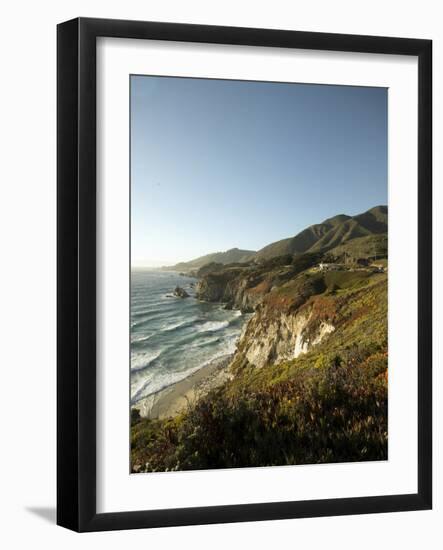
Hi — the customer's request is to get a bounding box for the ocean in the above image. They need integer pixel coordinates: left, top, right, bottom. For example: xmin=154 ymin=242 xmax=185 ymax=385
xmin=130 ymin=270 xmax=248 ymax=406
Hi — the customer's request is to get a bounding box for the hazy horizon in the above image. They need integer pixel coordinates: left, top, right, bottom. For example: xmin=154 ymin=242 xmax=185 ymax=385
xmin=131 ymin=76 xmax=387 ymax=267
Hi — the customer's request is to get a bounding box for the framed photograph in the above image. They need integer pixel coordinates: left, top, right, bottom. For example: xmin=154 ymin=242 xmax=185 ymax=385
xmin=57 ymin=17 xmax=432 ymax=532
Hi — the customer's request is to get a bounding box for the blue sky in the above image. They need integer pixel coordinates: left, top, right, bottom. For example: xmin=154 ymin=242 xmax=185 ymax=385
xmin=131 ymin=75 xmax=387 ymax=266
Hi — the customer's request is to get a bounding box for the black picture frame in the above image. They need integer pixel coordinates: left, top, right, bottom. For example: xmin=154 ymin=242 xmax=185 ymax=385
xmin=57 ymin=17 xmax=432 ymax=532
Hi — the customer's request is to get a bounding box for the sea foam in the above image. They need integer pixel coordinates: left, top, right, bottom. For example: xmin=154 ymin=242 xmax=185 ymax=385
xmin=197 ymin=320 xmax=230 ymax=333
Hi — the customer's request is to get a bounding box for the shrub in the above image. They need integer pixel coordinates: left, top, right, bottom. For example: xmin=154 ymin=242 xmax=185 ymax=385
xmin=131 ymin=351 xmax=387 ymax=472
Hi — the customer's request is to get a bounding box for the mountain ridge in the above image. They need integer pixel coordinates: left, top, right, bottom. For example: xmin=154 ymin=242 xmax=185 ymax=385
xmin=254 ymin=205 xmax=387 ymax=260
xmin=163 ymin=205 xmax=387 ymax=271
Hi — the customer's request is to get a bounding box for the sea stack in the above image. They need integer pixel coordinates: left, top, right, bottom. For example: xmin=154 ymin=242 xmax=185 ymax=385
xmin=173 ymin=286 xmax=189 ymax=298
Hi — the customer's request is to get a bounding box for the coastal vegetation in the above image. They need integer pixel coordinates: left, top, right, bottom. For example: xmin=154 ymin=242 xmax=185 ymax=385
xmin=131 ymin=206 xmax=388 ymax=472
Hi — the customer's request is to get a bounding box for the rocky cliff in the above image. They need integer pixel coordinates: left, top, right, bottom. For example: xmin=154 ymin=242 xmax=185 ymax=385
xmin=230 ymin=271 xmax=337 ymax=370
xmin=195 ymin=266 xmax=271 ymax=312
xmin=236 ymin=306 xmax=335 ymax=369
xmin=194 ymin=259 xmax=336 ymax=369
xmin=195 ymin=253 xmax=323 ymax=312
xmin=195 ymin=256 xmax=387 ymax=377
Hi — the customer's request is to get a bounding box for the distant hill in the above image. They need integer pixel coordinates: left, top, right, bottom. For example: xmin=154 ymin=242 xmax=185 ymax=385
xmin=254 ymin=206 xmax=387 ymax=261
xmin=166 ymin=248 xmax=256 ymax=272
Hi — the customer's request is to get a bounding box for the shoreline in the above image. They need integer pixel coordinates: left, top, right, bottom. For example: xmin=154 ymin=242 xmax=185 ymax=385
xmin=133 ymin=354 xmax=234 ymax=420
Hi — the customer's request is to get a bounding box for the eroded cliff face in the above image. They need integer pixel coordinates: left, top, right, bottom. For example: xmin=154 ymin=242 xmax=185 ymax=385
xmin=194 ymin=270 xmax=258 ymax=312
xmin=195 ymin=263 xmax=338 ymax=370
xmin=195 ymin=268 xmax=261 ymax=312
xmin=195 ymin=264 xmax=299 ymax=313
xmin=234 ymin=302 xmax=335 ymax=369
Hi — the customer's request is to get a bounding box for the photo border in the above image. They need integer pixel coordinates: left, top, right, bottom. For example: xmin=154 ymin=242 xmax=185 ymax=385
xmin=57 ymin=17 xmax=432 ymax=532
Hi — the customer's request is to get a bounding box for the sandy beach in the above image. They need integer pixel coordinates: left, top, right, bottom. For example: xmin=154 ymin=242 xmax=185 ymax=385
xmin=133 ymin=354 xmax=233 ymax=419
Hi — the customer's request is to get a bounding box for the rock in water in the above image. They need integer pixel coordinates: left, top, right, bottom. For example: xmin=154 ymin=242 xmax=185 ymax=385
xmin=173 ymin=286 xmax=189 ymax=298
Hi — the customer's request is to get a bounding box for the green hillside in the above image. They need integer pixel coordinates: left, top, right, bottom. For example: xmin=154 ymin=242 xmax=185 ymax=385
xmin=254 ymin=214 xmax=350 ymax=261
xmin=327 ymin=234 xmax=388 ymax=262
xmin=254 ymin=206 xmax=387 ymax=261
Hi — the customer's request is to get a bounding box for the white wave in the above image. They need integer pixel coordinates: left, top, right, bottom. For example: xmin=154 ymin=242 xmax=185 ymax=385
xmin=187 ymin=336 xmax=221 ymax=349
xmin=131 ymin=349 xmax=234 ymax=404
xmin=131 ymin=350 xmax=162 ymax=371
xmin=131 ymin=332 xmax=154 ymax=344
xmin=131 ymin=363 xmax=203 ymax=404
xmin=197 ymin=320 xmax=229 ymax=333
xmin=161 ymin=319 xmax=193 ymax=332
xmin=131 ymin=312 xmax=169 ymax=329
